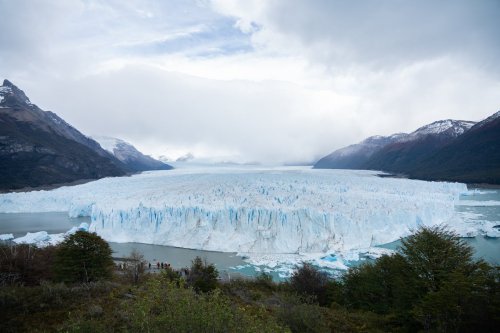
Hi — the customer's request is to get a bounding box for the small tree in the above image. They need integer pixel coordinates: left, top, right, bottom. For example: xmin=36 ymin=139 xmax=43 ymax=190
xmin=187 ymin=256 xmax=219 ymax=293
xmin=401 ymin=225 xmax=474 ymax=292
xmin=54 ymin=231 xmax=114 ymax=283
xmin=124 ymin=249 xmax=147 ymax=284
xmin=290 ymin=262 xmax=329 ymax=305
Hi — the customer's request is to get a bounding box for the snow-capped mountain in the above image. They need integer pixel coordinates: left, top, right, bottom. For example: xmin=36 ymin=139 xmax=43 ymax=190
xmin=399 ymin=119 xmax=475 ymax=142
xmin=314 ymin=119 xmax=475 ymax=170
xmin=411 ymin=110 xmax=500 ymax=184
xmin=363 ymin=119 xmax=477 ymax=173
xmin=315 ymin=112 xmax=500 ymax=184
xmin=0 ymin=80 xmax=33 ymax=106
xmin=92 ymin=136 xmax=172 ymax=172
xmin=0 ymin=79 xmax=127 ymax=190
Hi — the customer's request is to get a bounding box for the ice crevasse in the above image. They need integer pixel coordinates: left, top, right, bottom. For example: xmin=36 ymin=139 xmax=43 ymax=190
xmin=0 ymin=168 xmax=467 ymax=254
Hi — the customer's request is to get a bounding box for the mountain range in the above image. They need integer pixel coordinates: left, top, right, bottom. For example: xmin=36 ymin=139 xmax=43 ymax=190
xmin=92 ymin=136 xmax=172 ymax=172
xmin=0 ymin=80 xmax=171 ymax=191
xmin=314 ymin=112 xmax=500 ymax=184
xmin=2 ymin=78 xmax=498 ymax=188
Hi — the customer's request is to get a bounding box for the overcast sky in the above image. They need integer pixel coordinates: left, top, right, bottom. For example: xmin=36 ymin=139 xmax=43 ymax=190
xmin=1 ymin=0 xmax=499 ymax=164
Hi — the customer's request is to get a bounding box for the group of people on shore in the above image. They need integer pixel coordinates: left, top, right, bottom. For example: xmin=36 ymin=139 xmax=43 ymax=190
xmin=115 ymin=260 xmax=170 ymax=271
xmin=148 ymin=261 xmax=171 ymax=270
xmin=116 ymin=261 xmax=144 ymax=270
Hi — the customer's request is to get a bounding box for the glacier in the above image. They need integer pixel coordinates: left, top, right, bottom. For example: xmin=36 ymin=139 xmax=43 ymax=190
xmin=0 ymin=167 xmax=469 ymax=257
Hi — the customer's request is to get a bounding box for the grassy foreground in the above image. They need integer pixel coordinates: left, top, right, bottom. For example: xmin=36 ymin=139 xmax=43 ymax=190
xmin=1 ymin=227 xmax=499 ymax=332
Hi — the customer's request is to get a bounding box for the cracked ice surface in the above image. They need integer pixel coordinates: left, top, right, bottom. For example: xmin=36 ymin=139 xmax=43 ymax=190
xmin=0 ymin=167 xmax=467 ymax=254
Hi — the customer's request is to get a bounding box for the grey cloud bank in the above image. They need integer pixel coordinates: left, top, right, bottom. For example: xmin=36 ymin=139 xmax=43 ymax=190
xmin=1 ymin=0 xmax=499 ymax=164
xmin=261 ymin=0 xmax=500 ymax=70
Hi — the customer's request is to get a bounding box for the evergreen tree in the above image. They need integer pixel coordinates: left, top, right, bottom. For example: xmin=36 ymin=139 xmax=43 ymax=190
xmin=342 ymin=226 xmax=500 ymax=332
xmin=290 ymin=262 xmax=330 ymax=305
xmin=186 ymin=256 xmax=218 ymax=293
xmin=54 ymin=231 xmax=114 ymax=283
xmin=401 ymin=226 xmax=498 ymax=332
xmin=343 ymin=253 xmax=417 ymax=316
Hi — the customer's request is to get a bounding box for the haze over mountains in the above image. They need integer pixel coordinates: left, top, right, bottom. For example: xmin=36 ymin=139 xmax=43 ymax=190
xmin=1 ymin=78 xmax=499 ymax=190
xmin=0 ymin=80 xmax=171 ymax=191
xmin=314 ymin=112 xmax=500 ymax=184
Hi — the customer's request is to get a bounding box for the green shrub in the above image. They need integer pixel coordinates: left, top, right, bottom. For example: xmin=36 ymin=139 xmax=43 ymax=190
xmin=127 ymin=275 xmax=289 ymax=332
xmin=278 ymin=302 xmax=330 ymax=333
xmin=0 ymin=281 xmax=117 ymax=332
xmin=162 ymin=265 xmax=182 ymax=283
xmin=0 ymin=243 xmax=57 ymax=286
xmin=255 ymin=272 xmax=275 ymax=290
xmin=342 ymin=226 xmax=500 ymax=332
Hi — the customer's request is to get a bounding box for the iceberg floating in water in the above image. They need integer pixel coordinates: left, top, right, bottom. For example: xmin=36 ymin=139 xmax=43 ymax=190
xmin=0 ymin=233 xmax=14 ymax=241
xmin=14 ymin=231 xmax=51 ymax=245
xmin=12 ymin=223 xmax=90 ymax=247
xmin=0 ymin=168 xmax=468 ymax=254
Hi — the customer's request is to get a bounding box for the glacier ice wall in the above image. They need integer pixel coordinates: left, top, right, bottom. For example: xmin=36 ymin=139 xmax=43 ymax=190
xmin=0 ymin=167 xmax=467 ymax=253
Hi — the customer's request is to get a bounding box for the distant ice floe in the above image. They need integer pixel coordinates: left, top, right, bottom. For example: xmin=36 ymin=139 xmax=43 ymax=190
xmin=456 ymin=200 xmax=500 ymax=207
xmin=0 ymin=233 xmax=14 ymax=241
xmin=454 ymin=201 xmax=500 ymax=238
xmin=0 ymin=167 xmax=492 ymax=273
xmin=8 ymin=223 xmax=89 ymax=247
xmin=460 ymin=189 xmax=496 ymax=196
xmin=451 ymin=219 xmax=500 ymax=238
xmin=237 ymin=246 xmax=397 ymax=278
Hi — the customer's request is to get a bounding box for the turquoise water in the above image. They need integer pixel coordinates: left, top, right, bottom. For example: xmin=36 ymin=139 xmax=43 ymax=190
xmin=378 ymin=236 xmax=499 ymax=266
xmin=456 ymin=189 xmax=500 ymax=224
xmin=377 ymin=188 xmax=500 ymax=265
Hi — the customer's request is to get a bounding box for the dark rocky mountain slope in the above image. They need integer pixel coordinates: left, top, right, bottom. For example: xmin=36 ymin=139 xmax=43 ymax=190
xmin=363 ymin=120 xmax=475 ymax=173
xmin=314 ymin=134 xmax=407 ymax=169
xmin=0 ymin=80 xmax=127 ymax=190
xmin=314 ymin=119 xmax=475 ymax=171
xmin=409 ymin=112 xmax=500 ymax=184
xmin=314 ymin=112 xmax=500 ymax=184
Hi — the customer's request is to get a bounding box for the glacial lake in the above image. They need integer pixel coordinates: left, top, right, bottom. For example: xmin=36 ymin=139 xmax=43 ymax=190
xmin=375 ymin=188 xmax=500 ymax=266
xmin=0 ymin=186 xmax=499 ymax=279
